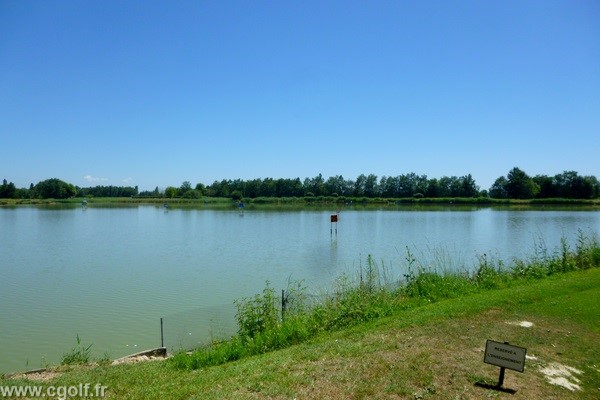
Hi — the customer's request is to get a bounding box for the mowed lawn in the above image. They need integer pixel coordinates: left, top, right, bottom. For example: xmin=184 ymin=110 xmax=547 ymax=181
xmin=3 ymin=268 xmax=599 ymax=399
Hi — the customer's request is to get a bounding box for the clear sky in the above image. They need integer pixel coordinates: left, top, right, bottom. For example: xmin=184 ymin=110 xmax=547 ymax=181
xmin=1 ymin=0 xmax=599 ymax=191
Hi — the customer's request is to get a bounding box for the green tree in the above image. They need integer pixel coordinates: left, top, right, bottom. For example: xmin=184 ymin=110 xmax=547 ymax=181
xmin=0 ymin=179 xmax=17 ymax=198
xmin=180 ymin=181 xmax=192 ymax=195
xmin=379 ymin=176 xmax=397 ymax=197
xmin=164 ymin=186 xmax=178 ymax=198
xmin=583 ymin=175 xmax=600 ymax=198
xmin=305 ymin=174 xmax=325 ymax=196
xmin=194 ymin=183 xmax=206 ymax=196
xmin=364 ymin=174 xmax=379 ymax=197
xmin=291 ymin=177 xmax=305 ymax=197
xmin=437 ymin=176 xmax=453 ymax=197
xmin=553 ymin=171 xmax=600 ymax=199
xmin=230 ymin=190 xmax=243 ymax=201
xmin=353 ymin=174 xmax=367 ymax=197
xmin=182 ymin=189 xmax=201 ymax=199
xmin=242 ymin=179 xmax=260 ymax=198
xmin=33 ymin=178 xmax=76 ymax=199
xmin=425 ymin=178 xmax=441 ymax=197
xmin=533 ymin=175 xmax=557 ymax=198
xmin=325 ymin=175 xmax=349 ymax=196
xmin=505 ymin=167 xmax=539 ymax=199
xmin=397 ymin=174 xmax=416 ymax=197
xmin=489 ymin=177 xmax=508 ymax=199
xmin=208 ymin=179 xmax=231 ymax=197
xmin=260 ymin=178 xmax=276 ymax=197
xmin=458 ymin=174 xmax=479 ymax=197
xmin=414 ymin=174 xmax=430 ymax=196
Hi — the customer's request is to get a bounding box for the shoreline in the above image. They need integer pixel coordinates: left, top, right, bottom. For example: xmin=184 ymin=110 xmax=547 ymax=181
xmin=2 ymin=196 xmax=599 ymax=208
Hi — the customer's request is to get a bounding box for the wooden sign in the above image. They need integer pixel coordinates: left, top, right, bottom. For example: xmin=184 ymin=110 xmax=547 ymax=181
xmin=484 ymin=340 xmax=526 ymax=373
xmin=330 ymin=214 xmax=338 ymax=222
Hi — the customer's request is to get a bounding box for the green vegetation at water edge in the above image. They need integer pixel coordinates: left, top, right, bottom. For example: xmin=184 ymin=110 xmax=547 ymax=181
xmin=168 ymin=232 xmax=600 ymax=371
xmin=3 ymin=255 xmax=599 ymax=399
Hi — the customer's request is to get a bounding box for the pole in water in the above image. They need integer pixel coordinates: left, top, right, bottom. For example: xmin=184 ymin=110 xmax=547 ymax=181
xmin=281 ymin=289 xmax=286 ymax=322
xmin=160 ymin=317 xmax=164 ymax=348
xmin=330 ymin=214 xmax=338 ymax=236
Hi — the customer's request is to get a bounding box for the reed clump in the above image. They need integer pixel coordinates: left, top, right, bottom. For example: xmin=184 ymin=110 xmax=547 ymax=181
xmin=169 ymin=232 xmax=600 ymax=370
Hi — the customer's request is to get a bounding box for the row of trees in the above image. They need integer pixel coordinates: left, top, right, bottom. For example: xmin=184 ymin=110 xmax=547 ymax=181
xmin=2 ymin=168 xmax=599 ymax=200
xmin=78 ymin=185 xmax=139 ymax=198
xmin=0 ymin=178 xmax=138 ymax=200
xmin=197 ymin=173 xmax=480 ymax=199
xmin=152 ymin=169 xmax=600 ymax=200
xmin=0 ymin=178 xmax=78 ymax=199
xmin=490 ymin=168 xmax=600 ymax=199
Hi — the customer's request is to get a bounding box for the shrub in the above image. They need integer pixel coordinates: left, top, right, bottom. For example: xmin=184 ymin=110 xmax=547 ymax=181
xmin=473 ymin=254 xmax=507 ymax=290
xmin=235 ymin=282 xmax=279 ymax=340
xmin=61 ymin=335 xmax=92 ymax=365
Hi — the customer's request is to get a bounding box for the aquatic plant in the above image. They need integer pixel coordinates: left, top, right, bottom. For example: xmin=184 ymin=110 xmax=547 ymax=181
xmin=61 ymin=335 xmax=92 ymax=366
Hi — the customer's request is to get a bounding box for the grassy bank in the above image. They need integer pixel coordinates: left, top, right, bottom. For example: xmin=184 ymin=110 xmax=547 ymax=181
xmin=2 ymin=196 xmax=599 ymax=208
xmin=0 ymin=197 xmax=234 ymax=207
xmin=2 ymin=270 xmax=598 ymax=399
xmin=168 ymin=234 xmax=600 ymax=371
xmin=2 ymin=236 xmax=599 ymax=399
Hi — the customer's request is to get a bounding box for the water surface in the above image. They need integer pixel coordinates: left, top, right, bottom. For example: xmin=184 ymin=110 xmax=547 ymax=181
xmin=1 ymin=205 xmax=598 ymax=373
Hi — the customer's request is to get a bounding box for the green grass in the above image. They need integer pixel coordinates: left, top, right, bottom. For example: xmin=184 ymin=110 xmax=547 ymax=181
xmin=3 ymin=268 xmax=598 ymax=399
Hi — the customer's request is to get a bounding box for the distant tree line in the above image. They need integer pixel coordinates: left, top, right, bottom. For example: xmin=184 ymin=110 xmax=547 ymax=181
xmin=198 ymin=173 xmax=480 ymax=199
xmin=0 ymin=178 xmax=77 ymax=199
xmin=198 ymin=169 xmax=600 ymax=200
xmin=77 ymin=185 xmax=138 ymax=198
xmin=1 ymin=168 xmax=599 ymax=200
xmin=0 ymin=178 xmax=138 ymax=200
xmin=490 ymin=167 xmax=600 ymax=199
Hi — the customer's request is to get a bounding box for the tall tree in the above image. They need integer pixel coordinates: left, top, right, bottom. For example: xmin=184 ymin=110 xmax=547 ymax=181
xmin=533 ymin=175 xmax=557 ymax=198
xmin=505 ymin=167 xmax=539 ymax=199
xmin=0 ymin=179 xmax=17 ymax=198
xmin=489 ymin=177 xmax=508 ymax=199
xmin=364 ymin=174 xmax=379 ymax=197
xmin=459 ymin=174 xmax=479 ymax=197
xmin=324 ymin=175 xmax=348 ymax=196
xmin=305 ymin=174 xmax=325 ymax=196
xmin=353 ymin=174 xmax=367 ymax=197
xmin=180 ymin=181 xmax=192 ymax=195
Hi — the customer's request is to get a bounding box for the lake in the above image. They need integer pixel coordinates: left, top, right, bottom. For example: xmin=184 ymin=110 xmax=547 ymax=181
xmin=1 ymin=205 xmax=599 ymax=373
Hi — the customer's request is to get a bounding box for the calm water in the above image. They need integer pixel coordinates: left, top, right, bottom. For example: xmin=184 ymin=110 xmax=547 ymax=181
xmin=1 ymin=205 xmax=599 ymax=373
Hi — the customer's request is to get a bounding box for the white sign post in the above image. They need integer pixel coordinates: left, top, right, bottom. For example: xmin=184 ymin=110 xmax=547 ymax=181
xmin=481 ymin=340 xmax=527 ymax=392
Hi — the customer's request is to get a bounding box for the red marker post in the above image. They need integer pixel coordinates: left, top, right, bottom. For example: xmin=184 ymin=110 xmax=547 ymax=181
xmin=330 ymin=214 xmax=338 ymax=235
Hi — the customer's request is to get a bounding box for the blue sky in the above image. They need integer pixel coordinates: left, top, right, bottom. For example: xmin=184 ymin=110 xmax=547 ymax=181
xmin=1 ymin=0 xmax=599 ymax=191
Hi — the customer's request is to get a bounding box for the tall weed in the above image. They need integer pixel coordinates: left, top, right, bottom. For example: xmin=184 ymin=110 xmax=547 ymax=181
xmin=234 ymin=282 xmax=279 ymax=340
xmin=171 ymin=233 xmax=600 ymax=371
xmin=61 ymin=335 xmax=92 ymax=366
